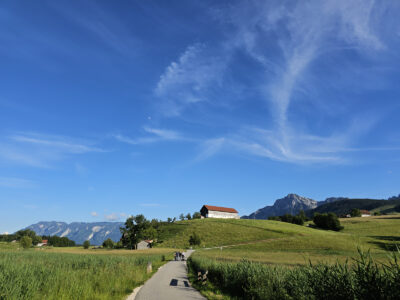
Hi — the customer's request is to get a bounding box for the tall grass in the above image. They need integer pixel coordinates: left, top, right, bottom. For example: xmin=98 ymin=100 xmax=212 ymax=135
xmin=188 ymin=249 xmax=400 ymax=299
xmin=0 ymin=250 xmax=168 ymax=300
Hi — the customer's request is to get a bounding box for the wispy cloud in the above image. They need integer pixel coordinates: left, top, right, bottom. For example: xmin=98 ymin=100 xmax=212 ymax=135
xmin=171 ymin=1 xmax=393 ymax=164
xmin=114 ymin=127 xmax=186 ymax=145
xmin=104 ymin=212 xmax=126 ymax=221
xmin=90 ymin=211 xmax=98 ymax=217
xmin=0 ymin=177 xmax=37 ymax=188
xmin=0 ymin=132 xmax=105 ymax=167
xmin=155 ymin=43 xmax=229 ymax=116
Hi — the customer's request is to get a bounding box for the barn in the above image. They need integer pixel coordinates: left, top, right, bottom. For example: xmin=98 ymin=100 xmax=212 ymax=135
xmin=200 ymin=205 xmax=239 ymax=219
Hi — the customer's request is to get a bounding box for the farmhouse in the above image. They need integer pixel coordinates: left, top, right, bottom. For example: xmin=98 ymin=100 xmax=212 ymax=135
xmin=200 ymin=205 xmax=239 ymax=219
xmin=360 ymin=210 xmax=371 ymax=217
xmin=37 ymin=239 xmax=48 ymax=247
xmin=137 ymin=240 xmax=153 ymax=250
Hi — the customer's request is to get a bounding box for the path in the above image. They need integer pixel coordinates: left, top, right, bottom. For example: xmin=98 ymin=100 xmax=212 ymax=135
xmin=134 ymin=250 xmax=205 ymax=300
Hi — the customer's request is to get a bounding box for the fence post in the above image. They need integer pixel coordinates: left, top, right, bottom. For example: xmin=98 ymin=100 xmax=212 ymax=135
xmin=147 ymin=261 xmax=152 ymax=273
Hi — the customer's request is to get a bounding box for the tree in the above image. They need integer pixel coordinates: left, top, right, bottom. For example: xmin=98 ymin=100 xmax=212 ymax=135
xmin=20 ymin=236 xmax=32 ymax=249
xmin=83 ymin=240 xmax=90 ymax=249
xmin=143 ymin=227 xmax=157 ymax=240
xmin=102 ymin=238 xmax=114 ymax=249
xmin=120 ymin=214 xmax=151 ymax=249
xmin=192 ymin=212 xmax=201 ymax=219
xmin=186 ymin=213 xmax=192 ymax=220
xmin=189 ymin=232 xmax=201 ymax=246
xmin=351 ymin=208 xmax=361 ymax=217
xmin=313 ymin=213 xmax=343 ymax=231
xmin=167 ymin=217 xmax=172 ymax=223
xmin=179 ymin=214 xmax=185 ymax=221
xmin=16 ymin=229 xmax=42 ymax=245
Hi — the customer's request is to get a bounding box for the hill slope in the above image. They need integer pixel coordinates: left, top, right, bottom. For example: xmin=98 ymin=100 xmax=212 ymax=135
xmin=309 ymin=199 xmax=400 ymax=216
xmin=26 ymin=221 xmax=123 ymax=245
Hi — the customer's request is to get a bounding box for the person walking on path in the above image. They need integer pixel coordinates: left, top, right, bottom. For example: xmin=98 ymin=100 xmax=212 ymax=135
xmin=134 ymin=250 xmax=205 ymax=300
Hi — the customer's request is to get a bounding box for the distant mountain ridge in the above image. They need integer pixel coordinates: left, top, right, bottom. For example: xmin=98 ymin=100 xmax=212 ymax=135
xmin=242 ymin=194 xmax=400 ymax=220
xmin=25 ymin=221 xmax=123 ymax=245
xmin=242 ymin=194 xmax=347 ymax=219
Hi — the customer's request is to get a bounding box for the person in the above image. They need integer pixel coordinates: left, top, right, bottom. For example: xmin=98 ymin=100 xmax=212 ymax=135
xmin=174 ymin=252 xmax=177 ymax=261
xmin=181 ymin=253 xmax=185 ymax=261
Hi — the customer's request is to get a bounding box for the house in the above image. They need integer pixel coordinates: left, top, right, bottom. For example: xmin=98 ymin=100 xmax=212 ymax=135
xmin=360 ymin=210 xmax=371 ymax=217
xmin=37 ymin=240 xmax=48 ymax=247
xmin=137 ymin=240 xmax=153 ymax=250
xmin=200 ymin=205 xmax=239 ymax=219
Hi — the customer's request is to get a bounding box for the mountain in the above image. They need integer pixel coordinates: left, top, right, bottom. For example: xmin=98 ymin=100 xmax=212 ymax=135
xmin=25 ymin=221 xmax=124 ymax=245
xmin=242 ymin=194 xmax=319 ymax=219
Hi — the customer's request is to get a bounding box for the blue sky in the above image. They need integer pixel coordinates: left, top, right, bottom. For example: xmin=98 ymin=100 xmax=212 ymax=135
xmin=1 ymin=0 xmax=400 ymax=233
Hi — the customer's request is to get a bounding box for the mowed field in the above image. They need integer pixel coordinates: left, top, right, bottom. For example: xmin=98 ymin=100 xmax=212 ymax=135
xmin=157 ymin=216 xmax=400 ymax=265
xmin=0 ymin=243 xmax=174 ymax=300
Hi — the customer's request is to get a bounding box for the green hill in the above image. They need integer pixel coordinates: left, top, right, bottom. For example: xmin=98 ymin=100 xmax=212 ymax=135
xmin=308 ymin=198 xmax=400 ymax=216
xmin=156 ymin=216 xmax=400 ymax=266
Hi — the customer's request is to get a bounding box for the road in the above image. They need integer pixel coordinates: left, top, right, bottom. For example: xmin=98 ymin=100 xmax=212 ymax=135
xmin=134 ymin=250 xmax=205 ymax=300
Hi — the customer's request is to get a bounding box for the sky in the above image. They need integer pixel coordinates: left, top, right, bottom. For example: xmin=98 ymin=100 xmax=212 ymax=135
xmin=1 ymin=0 xmax=400 ymax=233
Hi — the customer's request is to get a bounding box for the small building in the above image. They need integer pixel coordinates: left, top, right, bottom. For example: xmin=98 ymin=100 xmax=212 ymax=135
xmin=137 ymin=240 xmax=153 ymax=250
xmin=37 ymin=240 xmax=48 ymax=247
xmin=360 ymin=210 xmax=371 ymax=217
xmin=200 ymin=205 xmax=239 ymax=219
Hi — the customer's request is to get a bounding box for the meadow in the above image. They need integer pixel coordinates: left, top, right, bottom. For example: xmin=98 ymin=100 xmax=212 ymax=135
xmin=185 ymin=215 xmax=400 ymax=299
xmin=0 ymin=243 xmax=173 ymax=300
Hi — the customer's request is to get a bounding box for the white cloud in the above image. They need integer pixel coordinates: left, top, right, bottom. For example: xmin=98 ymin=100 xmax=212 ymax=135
xmin=90 ymin=211 xmax=98 ymax=217
xmin=0 ymin=177 xmax=37 ymax=188
xmin=155 ymin=43 xmax=229 ymax=116
xmin=193 ymin=0 xmax=389 ymax=164
xmin=104 ymin=213 xmax=126 ymax=221
xmin=114 ymin=127 xmax=186 ymax=145
xmin=0 ymin=132 xmax=105 ymax=167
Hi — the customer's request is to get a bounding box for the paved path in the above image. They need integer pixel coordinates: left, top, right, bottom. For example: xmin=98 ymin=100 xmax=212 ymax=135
xmin=134 ymin=250 xmax=205 ymax=300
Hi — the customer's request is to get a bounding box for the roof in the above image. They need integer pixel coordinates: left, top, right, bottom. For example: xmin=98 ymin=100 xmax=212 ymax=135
xmin=42 ymin=240 xmax=48 ymax=243
xmin=360 ymin=210 xmax=370 ymax=214
xmin=203 ymin=205 xmax=238 ymax=213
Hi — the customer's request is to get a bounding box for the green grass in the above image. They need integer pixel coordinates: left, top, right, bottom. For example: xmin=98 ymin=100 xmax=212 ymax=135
xmin=0 ymin=246 xmax=173 ymax=300
xmin=171 ymin=216 xmax=400 ymax=266
xmin=188 ymin=250 xmax=400 ymax=300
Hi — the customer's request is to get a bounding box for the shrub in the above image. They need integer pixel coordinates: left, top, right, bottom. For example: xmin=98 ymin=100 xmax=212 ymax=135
xmin=189 ymin=232 xmax=201 ymax=246
xmin=351 ymin=208 xmax=361 ymax=217
xmin=102 ymin=238 xmax=114 ymax=249
xmin=83 ymin=240 xmax=90 ymax=249
xmin=313 ymin=212 xmax=343 ymax=231
xmin=20 ymin=236 xmax=32 ymax=249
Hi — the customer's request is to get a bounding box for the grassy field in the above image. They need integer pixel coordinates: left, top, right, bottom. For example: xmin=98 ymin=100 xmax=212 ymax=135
xmin=163 ymin=216 xmax=400 ymax=266
xmin=0 ymin=243 xmax=173 ymax=300
xmin=183 ymin=216 xmax=400 ymax=299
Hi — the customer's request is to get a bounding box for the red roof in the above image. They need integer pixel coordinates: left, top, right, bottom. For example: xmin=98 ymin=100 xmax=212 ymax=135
xmin=203 ymin=205 xmax=238 ymax=213
xmin=42 ymin=240 xmax=48 ymax=243
xmin=360 ymin=210 xmax=370 ymax=214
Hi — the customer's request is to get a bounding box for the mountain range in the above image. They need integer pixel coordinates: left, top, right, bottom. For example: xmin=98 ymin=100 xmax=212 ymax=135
xmin=241 ymin=194 xmax=347 ymax=219
xmin=25 ymin=221 xmax=123 ymax=245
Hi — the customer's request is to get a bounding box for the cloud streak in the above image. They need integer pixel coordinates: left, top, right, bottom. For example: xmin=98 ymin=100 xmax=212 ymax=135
xmin=0 ymin=132 xmax=105 ymax=167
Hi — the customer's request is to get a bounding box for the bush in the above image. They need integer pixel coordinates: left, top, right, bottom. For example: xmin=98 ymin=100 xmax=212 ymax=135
xmin=189 ymin=232 xmax=201 ymax=246
xmin=83 ymin=240 xmax=90 ymax=249
xmin=19 ymin=236 xmax=32 ymax=249
xmin=351 ymin=208 xmax=361 ymax=217
xmin=102 ymin=238 xmax=114 ymax=249
xmin=313 ymin=212 xmax=343 ymax=231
